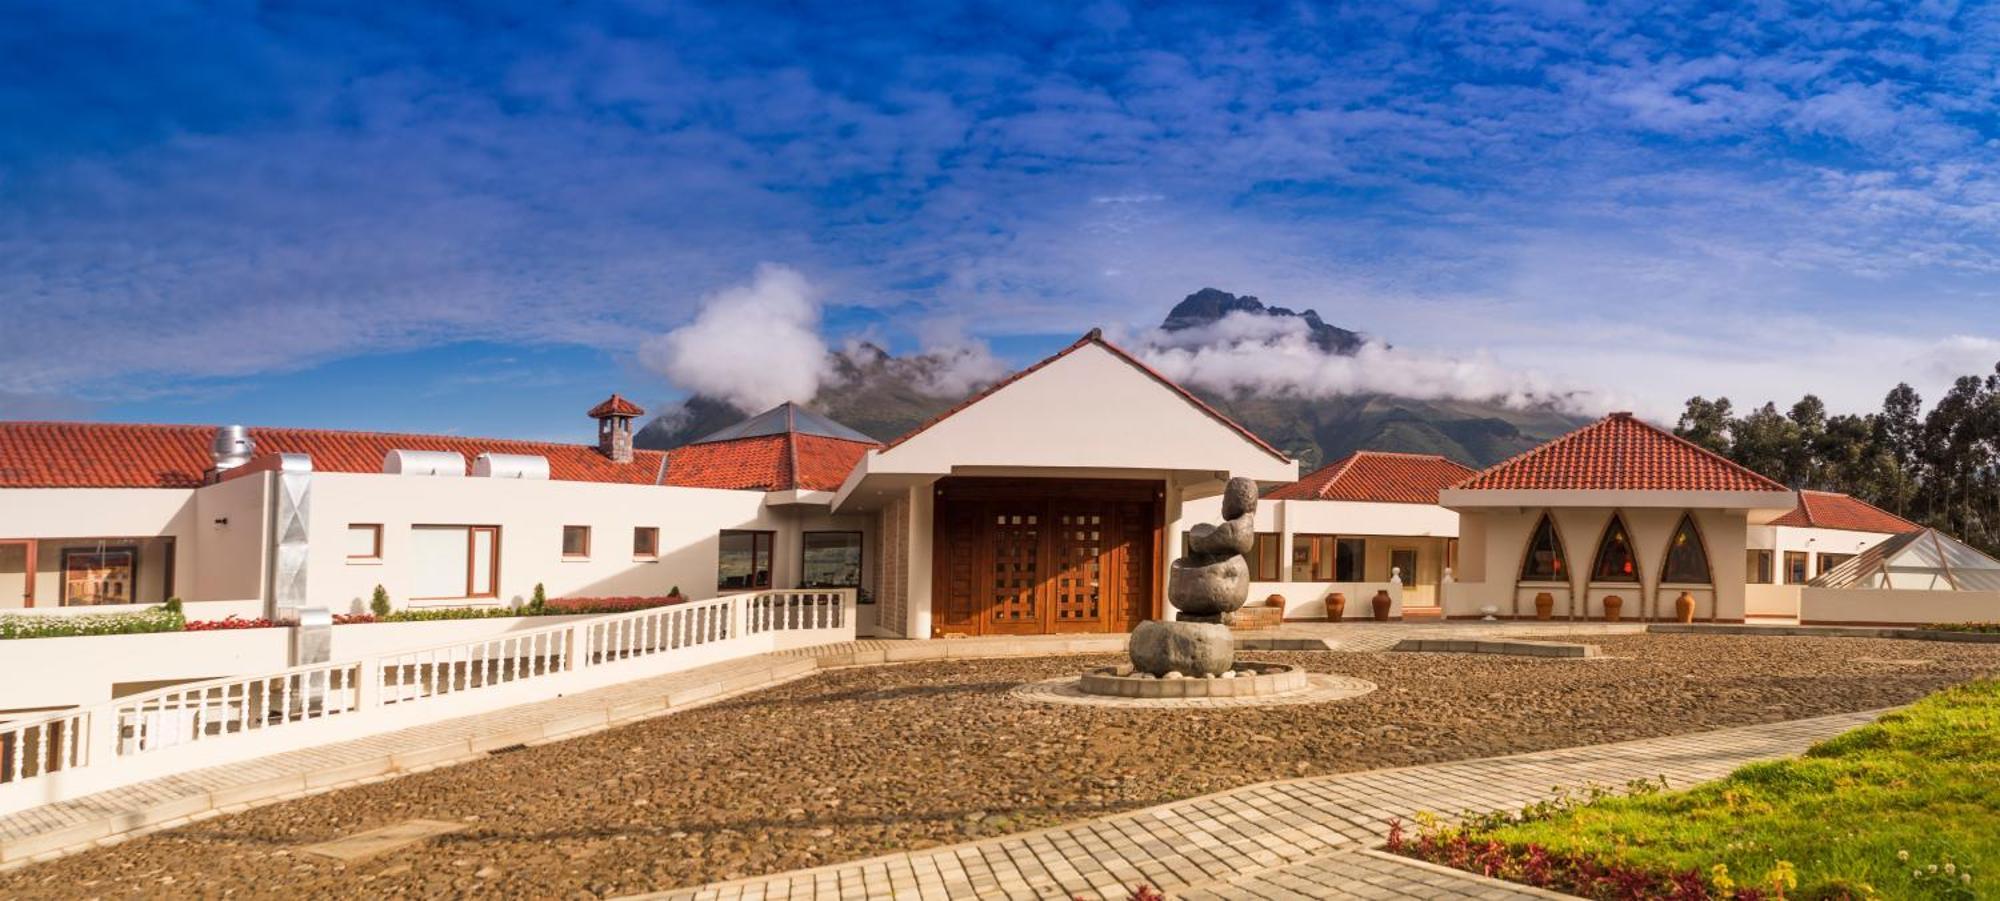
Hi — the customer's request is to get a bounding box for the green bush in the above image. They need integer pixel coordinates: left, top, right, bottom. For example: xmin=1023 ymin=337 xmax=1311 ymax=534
xmin=377 ymin=606 xmax=522 ymax=623
xmin=529 ymin=582 xmax=548 ymax=615
xmin=0 ymin=604 xmax=186 ymax=640
xmin=370 ymin=585 xmax=392 ymax=617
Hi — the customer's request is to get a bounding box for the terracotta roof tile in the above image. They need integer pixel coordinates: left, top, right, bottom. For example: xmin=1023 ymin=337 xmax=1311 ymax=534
xmin=1770 ymin=490 xmax=1921 ymax=534
xmin=881 ymin=330 xmax=1292 ymax=463
xmin=1267 ymin=451 xmax=1475 ymax=504
xmin=586 ymin=394 xmax=646 ymax=418
xmin=661 ymin=433 xmax=876 ymax=492
xmin=1452 ymin=412 xmax=1788 ymax=493
xmin=0 ymin=421 xmax=667 ymax=488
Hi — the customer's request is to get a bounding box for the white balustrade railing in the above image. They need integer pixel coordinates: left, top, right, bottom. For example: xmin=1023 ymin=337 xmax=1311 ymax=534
xmin=0 ymin=588 xmax=853 ymax=815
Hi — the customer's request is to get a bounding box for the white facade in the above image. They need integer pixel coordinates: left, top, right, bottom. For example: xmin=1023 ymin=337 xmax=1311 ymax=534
xmin=1742 ymin=524 xmax=1901 ymax=619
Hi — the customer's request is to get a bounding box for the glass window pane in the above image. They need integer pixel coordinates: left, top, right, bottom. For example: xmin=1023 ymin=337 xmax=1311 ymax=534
xmin=802 ymin=531 xmax=862 ymax=587
xmin=1661 ymin=515 xmax=1712 ymax=584
xmin=411 ymin=526 xmax=469 ymax=598
xmin=1590 ymin=516 xmax=1639 ymax=582
xmin=1784 ymin=551 xmax=1809 ymax=584
xmin=345 ymin=525 xmax=379 ymax=558
xmin=1337 ymin=538 xmax=1365 ymax=582
xmin=562 ymin=526 xmax=589 ymax=557
xmin=634 ymin=527 xmax=658 ymax=557
xmin=470 ymin=529 xmax=495 ymax=596
xmin=1519 ymin=515 xmax=1567 ymax=582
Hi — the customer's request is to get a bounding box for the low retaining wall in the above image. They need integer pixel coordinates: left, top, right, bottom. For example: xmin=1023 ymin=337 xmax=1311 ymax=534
xmin=1649 ymin=623 xmax=2000 ymax=644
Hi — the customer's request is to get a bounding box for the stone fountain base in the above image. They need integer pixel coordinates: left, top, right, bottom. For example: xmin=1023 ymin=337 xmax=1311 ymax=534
xmin=1128 ymin=619 xmax=1235 ymax=677
xmin=1079 ymin=661 xmax=1305 ymax=699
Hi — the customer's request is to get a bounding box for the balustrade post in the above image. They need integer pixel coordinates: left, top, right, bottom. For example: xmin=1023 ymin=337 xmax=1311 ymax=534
xmin=566 ymin=621 xmax=587 ymax=671
xmin=354 ymin=657 xmax=380 ymax=710
xmin=731 ymin=594 xmax=746 ymax=640
xmin=87 ymin=703 xmax=118 ymax=764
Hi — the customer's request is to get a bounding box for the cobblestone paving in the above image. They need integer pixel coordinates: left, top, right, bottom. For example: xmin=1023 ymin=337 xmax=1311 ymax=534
xmin=641 ymin=709 xmax=1879 ymax=901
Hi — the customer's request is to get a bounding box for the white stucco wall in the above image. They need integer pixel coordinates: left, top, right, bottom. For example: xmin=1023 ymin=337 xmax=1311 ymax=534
xmin=1801 ymin=588 xmax=2000 ymax=625
xmin=0 ymin=488 xmax=206 ymax=609
xmin=1446 ymin=506 xmax=1749 ymax=622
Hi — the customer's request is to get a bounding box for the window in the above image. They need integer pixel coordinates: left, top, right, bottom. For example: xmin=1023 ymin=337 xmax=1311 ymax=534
xmin=1590 ymin=515 xmax=1639 ymax=582
xmin=1660 ymin=514 xmax=1712 ymax=584
xmin=718 ymin=530 xmax=774 ymax=590
xmin=411 ymin=526 xmax=499 ymax=599
xmin=1818 ymin=552 xmax=1855 ymax=576
xmin=1783 ymin=551 xmax=1810 ymax=585
xmin=633 ymin=527 xmax=659 ymax=559
xmin=1250 ymin=533 xmax=1282 ymax=581
xmin=801 ymin=531 xmax=863 ymax=588
xmin=60 ymin=547 xmax=137 ymax=606
xmin=345 ymin=524 xmax=383 ymax=561
xmin=1746 ymin=549 xmax=1774 ymax=584
xmin=1519 ymin=514 xmax=1568 ymax=582
xmin=1291 ymin=535 xmax=1338 ymax=582
xmin=1337 ymin=537 xmax=1366 ymax=582
xmin=1390 ymin=548 xmax=1417 ymax=586
xmin=562 ymin=525 xmax=591 ymax=559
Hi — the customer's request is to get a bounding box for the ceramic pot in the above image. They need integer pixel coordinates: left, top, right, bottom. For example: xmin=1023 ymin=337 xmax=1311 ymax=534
xmin=1328 ymin=591 xmax=1347 ymax=620
xmin=1603 ymin=595 xmax=1623 ymax=623
xmin=1371 ymin=590 xmax=1392 ymax=621
xmin=1675 ymin=591 xmax=1696 ymax=623
xmin=1533 ymin=591 xmax=1554 ymax=621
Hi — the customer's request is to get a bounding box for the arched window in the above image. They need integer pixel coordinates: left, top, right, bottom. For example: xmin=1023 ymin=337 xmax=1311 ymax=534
xmin=1519 ymin=513 xmax=1569 ymax=582
xmin=1590 ymin=514 xmax=1640 ymax=582
xmin=1660 ymin=514 xmax=1712 ymax=584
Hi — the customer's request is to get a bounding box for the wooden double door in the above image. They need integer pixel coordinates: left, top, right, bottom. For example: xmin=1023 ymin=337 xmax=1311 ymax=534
xmin=932 ymin=478 xmax=1161 ymax=636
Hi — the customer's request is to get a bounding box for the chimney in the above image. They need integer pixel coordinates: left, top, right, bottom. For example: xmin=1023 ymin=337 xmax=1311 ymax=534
xmin=206 ymin=425 xmax=255 ymax=482
xmin=587 ymin=394 xmax=644 ymax=463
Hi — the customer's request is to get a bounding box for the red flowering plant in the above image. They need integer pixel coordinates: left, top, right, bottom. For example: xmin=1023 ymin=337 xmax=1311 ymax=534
xmin=542 ymin=595 xmax=687 ymax=615
xmin=183 ymin=615 xmax=279 ymax=631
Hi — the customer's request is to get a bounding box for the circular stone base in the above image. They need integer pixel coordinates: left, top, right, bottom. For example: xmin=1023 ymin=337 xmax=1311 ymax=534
xmin=1011 ymin=672 xmax=1376 ymax=709
xmin=1080 ymin=662 xmax=1305 ymax=699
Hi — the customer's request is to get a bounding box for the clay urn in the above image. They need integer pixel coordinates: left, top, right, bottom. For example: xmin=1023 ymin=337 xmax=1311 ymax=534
xmin=1675 ymin=591 xmax=1697 ymax=623
xmin=1533 ymin=592 xmax=1555 ymax=621
xmin=1371 ymin=590 xmax=1392 ymax=621
xmin=1266 ymin=593 xmax=1286 ymax=608
xmin=1602 ymin=595 xmax=1624 ymax=623
xmin=1327 ymin=591 xmax=1348 ymax=620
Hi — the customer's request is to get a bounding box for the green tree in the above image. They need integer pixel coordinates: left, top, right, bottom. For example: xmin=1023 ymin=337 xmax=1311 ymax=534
xmin=1675 ymin=396 xmax=1735 ymax=454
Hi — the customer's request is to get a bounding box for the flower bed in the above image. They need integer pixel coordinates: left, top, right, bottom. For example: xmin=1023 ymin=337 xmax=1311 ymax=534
xmin=1391 ymin=678 xmax=1998 ymax=899
xmin=0 ymin=595 xmax=692 ymax=638
xmin=0 ymin=606 xmax=185 ymax=640
xmin=1925 ymin=621 xmax=2000 ymax=634
xmin=336 ymin=595 xmax=689 ymax=624
xmin=184 ymin=615 xmax=279 ymax=631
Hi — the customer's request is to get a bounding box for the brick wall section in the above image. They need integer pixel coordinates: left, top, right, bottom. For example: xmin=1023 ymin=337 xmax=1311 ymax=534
xmin=877 ymin=495 xmax=910 ymax=637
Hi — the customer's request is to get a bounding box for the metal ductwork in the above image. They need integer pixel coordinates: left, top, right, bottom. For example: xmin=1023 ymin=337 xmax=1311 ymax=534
xmin=210 ymin=425 xmax=255 ymax=471
xmin=382 ymin=449 xmax=466 ymax=476
xmin=472 ymin=453 xmax=550 ymax=480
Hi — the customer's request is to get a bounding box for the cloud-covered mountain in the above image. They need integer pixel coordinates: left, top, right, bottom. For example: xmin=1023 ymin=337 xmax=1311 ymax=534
xmin=638 ymin=289 xmax=1588 ymax=471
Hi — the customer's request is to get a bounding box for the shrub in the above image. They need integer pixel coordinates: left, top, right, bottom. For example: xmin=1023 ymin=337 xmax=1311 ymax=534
xmin=370 ymin=585 xmax=392 ymax=617
xmin=529 ymin=582 xmax=548 ymax=615
xmin=184 ymin=615 xmax=279 ymax=631
xmin=1925 ymin=621 xmax=2000 ymax=634
xmin=0 ymin=604 xmax=185 ymax=640
xmin=669 ymin=585 xmax=683 ymax=598
xmin=163 ymin=597 xmax=183 ymax=616
xmin=332 ymin=613 xmax=377 ymax=625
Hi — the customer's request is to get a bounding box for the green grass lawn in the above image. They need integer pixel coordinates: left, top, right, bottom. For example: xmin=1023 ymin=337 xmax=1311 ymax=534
xmin=1478 ymin=678 xmax=2000 ymax=899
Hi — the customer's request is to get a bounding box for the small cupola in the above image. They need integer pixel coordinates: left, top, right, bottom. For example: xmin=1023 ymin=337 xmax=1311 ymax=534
xmin=587 ymin=393 xmax=645 ymax=463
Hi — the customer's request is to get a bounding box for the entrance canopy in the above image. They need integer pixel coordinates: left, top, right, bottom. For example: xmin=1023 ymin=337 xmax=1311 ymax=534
xmin=1810 ymin=528 xmax=2000 ymax=591
xmin=832 ymin=331 xmax=1296 ymax=512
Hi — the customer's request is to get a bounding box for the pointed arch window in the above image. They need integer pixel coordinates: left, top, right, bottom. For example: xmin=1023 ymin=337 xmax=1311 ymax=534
xmin=1590 ymin=515 xmax=1640 ymax=582
xmin=1660 ymin=514 xmax=1712 ymax=584
xmin=1519 ymin=513 xmax=1569 ymax=582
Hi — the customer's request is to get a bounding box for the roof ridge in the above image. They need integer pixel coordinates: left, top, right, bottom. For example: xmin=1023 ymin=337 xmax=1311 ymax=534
xmin=0 ymin=419 xmax=659 ymax=456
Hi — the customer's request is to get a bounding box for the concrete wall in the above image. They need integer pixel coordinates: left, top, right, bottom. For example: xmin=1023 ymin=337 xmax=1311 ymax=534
xmin=1446 ymin=506 xmax=1748 ymax=622
xmin=1801 ymin=588 xmax=2000 ymax=625
xmin=1745 ymin=583 xmax=1802 ymax=618
xmin=0 ymin=488 xmax=207 ymax=609
xmin=1177 ymin=496 xmax=1457 ymax=610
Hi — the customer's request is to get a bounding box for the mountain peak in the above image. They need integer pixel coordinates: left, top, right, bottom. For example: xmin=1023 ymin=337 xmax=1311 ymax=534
xmin=1160 ymin=288 xmax=1365 ymax=354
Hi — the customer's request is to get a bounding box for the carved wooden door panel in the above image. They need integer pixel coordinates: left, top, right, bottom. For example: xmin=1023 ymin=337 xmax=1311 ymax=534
xmin=1049 ymin=507 xmax=1106 ymax=632
xmin=1110 ymin=500 xmax=1156 ymax=631
xmin=985 ymin=509 xmax=1044 ymax=634
xmin=934 ymin=501 xmax=983 ymax=634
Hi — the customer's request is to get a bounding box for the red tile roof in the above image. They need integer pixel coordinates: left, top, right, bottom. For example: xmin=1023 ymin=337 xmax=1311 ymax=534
xmin=880 ymin=329 xmax=1292 ymax=463
xmin=1267 ymin=451 xmax=1476 ymax=504
xmin=662 ymin=433 xmax=876 ymax=492
xmin=1770 ymin=490 xmax=1921 ymax=534
xmin=587 ymin=394 xmax=645 ymax=418
xmin=1452 ymin=412 xmax=1789 ymax=493
xmin=0 ymin=421 xmax=667 ymax=488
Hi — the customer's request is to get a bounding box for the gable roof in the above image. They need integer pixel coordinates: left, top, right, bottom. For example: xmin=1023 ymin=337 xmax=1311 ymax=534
xmin=1267 ymin=451 xmax=1475 ymax=504
xmin=1770 ymin=490 xmax=1922 ymax=534
xmin=0 ymin=421 xmax=668 ymax=488
xmin=1453 ymin=412 xmax=1788 ymax=493
xmin=880 ymin=329 xmax=1291 ymax=463
xmin=662 ymin=403 xmax=879 ymax=492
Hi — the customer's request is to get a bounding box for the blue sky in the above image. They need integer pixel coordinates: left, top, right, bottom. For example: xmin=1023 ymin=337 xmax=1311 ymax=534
xmin=3 ymin=1 xmax=1997 ymax=440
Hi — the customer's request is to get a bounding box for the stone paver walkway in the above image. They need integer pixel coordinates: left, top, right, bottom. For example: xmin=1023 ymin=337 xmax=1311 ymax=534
xmin=640 ymin=708 xmax=1879 ymax=901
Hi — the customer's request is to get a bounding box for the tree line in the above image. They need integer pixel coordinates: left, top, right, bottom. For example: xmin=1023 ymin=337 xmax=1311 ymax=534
xmin=1673 ymin=364 xmax=2000 ymax=555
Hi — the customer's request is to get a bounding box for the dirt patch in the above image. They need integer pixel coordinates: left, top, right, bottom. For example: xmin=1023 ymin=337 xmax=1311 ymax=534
xmin=3 ymin=633 xmax=1995 ymax=899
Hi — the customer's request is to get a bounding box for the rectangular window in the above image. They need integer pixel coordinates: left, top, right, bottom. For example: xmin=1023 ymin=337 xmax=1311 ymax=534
xmin=1746 ymin=549 xmax=1773 ymax=584
xmin=1390 ymin=548 xmax=1418 ymax=586
xmin=412 ymin=525 xmax=500 ymax=599
xmin=1337 ymin=538 xmax=1367 ymax=582
xmin=1250 ymin=532 xmax=1282 ymax=581
xmin=801 ymin=531 xmax=863 ymax=588
xmin=562 ymin=525 xmax=591 ymax=559
xmin=60 ymin=547 xmax=138 ymax=606
xmin=633 ymin=527 xmax=659 ymax=559
xmin=1817 ymin=552 xmax=1855 ymax=576
xmin=718 ymin=530 xmax=775 ymax=590
xmin=345 ymin=524 xmax=383 ymax=561
xmin=1291 ymin=534 xmax=1339 ymax=582
xmin=1783 ymin=551 xmax=1810 ymax=585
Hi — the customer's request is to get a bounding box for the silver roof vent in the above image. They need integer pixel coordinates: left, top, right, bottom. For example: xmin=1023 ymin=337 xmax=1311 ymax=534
xmin=210 ymin=425 xmax=255 ymax=471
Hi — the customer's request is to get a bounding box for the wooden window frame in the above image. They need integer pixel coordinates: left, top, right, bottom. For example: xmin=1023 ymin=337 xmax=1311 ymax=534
xmin=1817 ymin=552 xmax=1854 ymax=576
xmin=1782 ymin=551 xmax=1810 ymax=585
xmin=1745 ymin=549 xmax=1774 ymax=585
xmin=562 ymin=525 xmax=591 ymax=560
xmin=800 ymin=530 xmax=864 ymax=589
xmin=718 ymin=529 xmax=775 ymax=591
xmin=632 ymin=526 xmax=659 ymax=560
xmin=1291 ymin=533 xmax=1339 ymax=582
xmin=346 ymin=524 xmax=384 ymax=562
xmin=1389 ymin=546 xmax=1419 ymax=587
xmin=410 ymin=525 xmax=501 ymax=601
xmin=1250 ymin=532 xmax=1282 ymax=582
xmin=58 ymin=545 xmax=140 ymax=607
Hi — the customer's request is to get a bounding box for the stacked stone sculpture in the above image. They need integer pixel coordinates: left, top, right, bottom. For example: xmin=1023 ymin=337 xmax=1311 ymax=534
xmin=1129 ymin=476 xmax=1256 ymax=678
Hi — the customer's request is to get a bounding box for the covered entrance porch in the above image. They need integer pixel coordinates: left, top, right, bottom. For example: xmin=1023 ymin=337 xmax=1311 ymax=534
xmin=931 ymin=477 xmax=1161 ymax=636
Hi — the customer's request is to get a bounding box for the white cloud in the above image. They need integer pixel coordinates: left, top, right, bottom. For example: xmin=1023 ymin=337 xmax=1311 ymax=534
xmin=638 ymin=265 xmax=829 ymax=413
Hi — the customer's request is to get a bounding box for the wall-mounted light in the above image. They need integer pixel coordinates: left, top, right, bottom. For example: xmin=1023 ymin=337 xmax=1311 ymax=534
xmin=213 ymin=517 xmax=229 ymax=527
